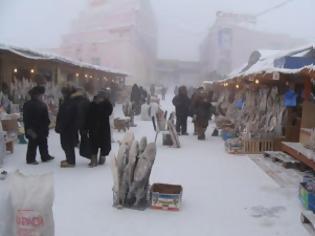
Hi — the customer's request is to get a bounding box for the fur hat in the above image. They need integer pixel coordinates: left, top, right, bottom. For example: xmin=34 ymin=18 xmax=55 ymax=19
xmin=28 ymin=86 xmax=45 ymax=97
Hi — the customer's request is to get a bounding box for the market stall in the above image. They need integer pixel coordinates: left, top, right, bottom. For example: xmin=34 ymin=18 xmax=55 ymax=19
xmin=206 ymin=45 xmax=315 ymax=160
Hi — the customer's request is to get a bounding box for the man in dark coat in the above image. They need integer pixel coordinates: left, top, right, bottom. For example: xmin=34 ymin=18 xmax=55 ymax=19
xmin=87 ymin=90 xmax=113 ymax=167
xmin=172 ymin=86 xmax=190 ymax=135
xmin=55 ymin=86 xmax=79 ymax=168
xmin=139 ymin=86 xmax=147 ymax=104
xmin=192 ymin=90 xmax=213 ymax=140
xmin=23 ymin=85 xmax=54 ymax=165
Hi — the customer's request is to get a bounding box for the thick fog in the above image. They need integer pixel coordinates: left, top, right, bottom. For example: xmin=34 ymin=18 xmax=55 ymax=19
xmin=0 ymin=0 xmax=314 ymax=61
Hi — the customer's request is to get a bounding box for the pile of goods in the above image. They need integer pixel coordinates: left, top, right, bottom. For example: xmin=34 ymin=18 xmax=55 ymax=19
xmin=140 ymin=100 xmax=160 ymax=122
xmin=214 ymin=86 xmax=288 ymax=153
xmin=111 ymin=131 xmax=156 ymax=210
xmin=114 ymin=118 xmax=130 ymax=132
xmin=122 ymin=101 xmax=136 ymax=127
xmin=152 ymin=111 xmax=180 ymax=148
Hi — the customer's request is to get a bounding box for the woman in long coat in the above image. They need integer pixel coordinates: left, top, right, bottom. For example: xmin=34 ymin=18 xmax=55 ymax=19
xmin=55 ymin=86 xmax=79 ymax=167
xmin=87 ymin=90 xmax=113 ymax=167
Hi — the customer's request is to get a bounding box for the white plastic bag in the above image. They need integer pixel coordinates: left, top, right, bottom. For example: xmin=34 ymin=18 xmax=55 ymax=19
xmin=0 ymin=178 xmax=13 ymax=236
xmin=9 ymin=171 xmax=54 ymax=236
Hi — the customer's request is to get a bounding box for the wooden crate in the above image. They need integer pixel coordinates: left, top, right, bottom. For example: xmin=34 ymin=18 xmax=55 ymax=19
xmin=242 ymin=139 xmax=274 ymax=154
xmin=114 ymin=118 xmax=130 ymax=132
xmin=1 ymin=119 xmax=18 ymax=133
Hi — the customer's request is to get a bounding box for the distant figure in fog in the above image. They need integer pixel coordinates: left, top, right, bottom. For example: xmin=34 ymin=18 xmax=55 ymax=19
xmin=86 ymin=90 xmax=113 ymax=167
xmin=131 ymin=84 xmax=141 ymax=115
xmin=188 ymin=86 xmax=196 ymax=98
xmin=150 ymin=84 xmax=155 ymax=96
xmin=23 ymin=85 xmax=54 ymax=165
xmin=161 ymin=86 xmax=167 ymax=100
xmin=191 ymin=88 xmax=213 ymax=140
xmin=139 ymin=86 xmax=148 ymax=104
xmin=172 ymin=86 xmax=190 ymax=135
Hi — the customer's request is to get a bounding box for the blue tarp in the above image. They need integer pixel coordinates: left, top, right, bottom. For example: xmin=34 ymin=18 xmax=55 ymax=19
xmin=278 ymin=56 xmax=315 ymax=69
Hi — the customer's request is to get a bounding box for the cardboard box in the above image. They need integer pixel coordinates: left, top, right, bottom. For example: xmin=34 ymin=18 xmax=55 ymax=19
xmin=284 ymin=126 xmax=300 ymax=142
xmin=300 ymin=128 xmax=312 ymax=146
xmin=151 ymin=183 xmax=183 ymax=211
xmin=301 ymin=102 xmax=315 ymax=129
xmin=1 ymin=119 xmax=18 ymax=133
xmin=299 ymin=182 xmax=315 ymax=213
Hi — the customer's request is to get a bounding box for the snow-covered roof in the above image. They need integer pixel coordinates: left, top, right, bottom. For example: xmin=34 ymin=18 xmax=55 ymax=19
xmin=0 ymin=43 xmax=128 ymax=77
xmin=228 ymin=44 xmax=315 ymax=79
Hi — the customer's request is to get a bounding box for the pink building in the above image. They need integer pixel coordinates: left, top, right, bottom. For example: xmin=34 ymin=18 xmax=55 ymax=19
xmin=57 ymin=0 xmax=157 ymax=84
xmin=200 ymin=12 xmax=305 ymax=80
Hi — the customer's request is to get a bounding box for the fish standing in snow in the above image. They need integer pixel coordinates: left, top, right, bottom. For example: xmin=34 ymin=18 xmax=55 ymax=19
xmin=128 ymin=143 xmax=157 ymax=206
xmin=139 ymin=137 xmax=147 ymax=154
xmin=119 ymin=131 xmax=135 ymax=148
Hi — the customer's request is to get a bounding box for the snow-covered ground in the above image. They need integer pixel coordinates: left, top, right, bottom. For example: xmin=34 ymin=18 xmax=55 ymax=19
xmin=0 ymin=95 xmax=309 ymax=236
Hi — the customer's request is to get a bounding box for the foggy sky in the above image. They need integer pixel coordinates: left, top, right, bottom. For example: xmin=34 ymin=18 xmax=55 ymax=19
xmin=0 ymin=0 xmax=314 ymax=61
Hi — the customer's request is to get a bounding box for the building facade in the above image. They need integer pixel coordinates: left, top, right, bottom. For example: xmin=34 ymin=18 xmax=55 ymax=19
xmin=156 ymin=60 xmax=202 ymax=87
xmin=200 ymin=12 xmax=305 ymax=80
xmin=57 ymin=0 xmax=157 ymax=84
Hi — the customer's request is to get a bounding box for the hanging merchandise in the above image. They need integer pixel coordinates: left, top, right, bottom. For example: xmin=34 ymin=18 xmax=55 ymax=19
xmin=284 ymin=89 xmax=297 ymax=107
xmin=234 ymin=99 xmax=244 ymax=110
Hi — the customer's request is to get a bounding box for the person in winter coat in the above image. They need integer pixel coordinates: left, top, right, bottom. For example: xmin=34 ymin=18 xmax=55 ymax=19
xmin=139 ymin=86 xmax=147 ymax=104
xmin=130 ymin=84 xmax=141 ymax=115
xmin=86 ymin=90 xmax=113 ymax=167
xmin=172 ymin=86 xmax=191 ymax=135
xmin=150 ymin=84 xmax=155 ymax=96
xmin=192 ymin=90 xmax=213 ymax=140
xmin=161 ymin=86 xmax=167 ymax=100
xmin=55 ymin=86 xmax=80 ymax=168
xmin=23 ymin=85 xmax=54 ymax=165
xmin=190 ymin=87 xmax=204 ymax=135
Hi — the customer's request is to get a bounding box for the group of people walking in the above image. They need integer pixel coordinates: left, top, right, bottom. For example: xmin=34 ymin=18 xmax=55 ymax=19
xmin=172 ymin=85 xmax=213 ymax=140
xmin=22 ymin=77 xmax=212 ymax=168
xmin=23 ymin=76 xmax=113 ymax=168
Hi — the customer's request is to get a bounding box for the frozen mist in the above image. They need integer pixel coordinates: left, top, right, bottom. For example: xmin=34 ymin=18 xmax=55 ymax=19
xmin=0 ymin=95 xmax=309 ymax=236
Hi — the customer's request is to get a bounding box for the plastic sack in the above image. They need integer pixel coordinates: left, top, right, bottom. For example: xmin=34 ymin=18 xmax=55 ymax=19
xmin=0 ymin=178 xmax=14 ymax=236
xmin=9 ymin=171 xmax=54 ymax=236
xmin=140 ymin=104 xmax=151 ymax=121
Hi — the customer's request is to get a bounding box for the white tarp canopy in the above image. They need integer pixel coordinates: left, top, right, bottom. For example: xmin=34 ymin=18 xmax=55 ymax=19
xmin=228 ymin=44 xmax=315 ymax=79
xmin=0 ymin=43 xmax=128 ymax=77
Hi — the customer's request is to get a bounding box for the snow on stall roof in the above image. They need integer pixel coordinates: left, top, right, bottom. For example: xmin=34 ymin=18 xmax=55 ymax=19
xmin=0 ymin=43 xmax=128 ymax=77
xmin=228 ymin=44 xmax=315 ymax=79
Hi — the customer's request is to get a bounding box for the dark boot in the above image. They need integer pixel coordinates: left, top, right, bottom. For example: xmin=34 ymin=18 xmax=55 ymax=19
xmin=99 ymin=155 xmax=106 ymax=165
xmin=60 ymin=161 xmax=75 ymax=168
xmin=42 ymin=155 xmax=55 ymax=162
xmin=89 ymin=155 xmax=98 ymax=168
xmin=198 ymin=133 xmax=206 ymax=140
